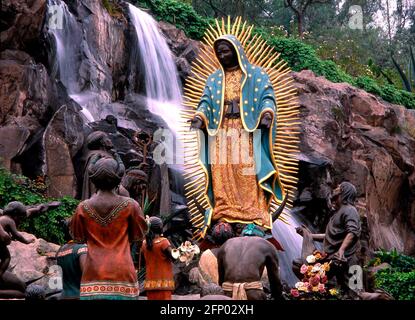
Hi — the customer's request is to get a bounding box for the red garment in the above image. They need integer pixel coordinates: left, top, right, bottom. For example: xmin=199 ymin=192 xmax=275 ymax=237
xmin=142 ymin=237 xmax=174 ymax=300
xmin=71 ymin=198 xmax=147 ymax=300
xmin=146 ymin=291 xmax=172 ymax=300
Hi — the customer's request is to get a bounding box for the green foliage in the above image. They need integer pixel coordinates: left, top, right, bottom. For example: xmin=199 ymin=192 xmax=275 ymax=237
xmin=0 ymin=167 xmax=44 ymax=206
xmin=20 ymin=197 xmax=78 ymax=245
xmin=253 ymin=29 xmax=415 ymax=109
xmin=0 ymin=167 xmax=78 ymax=244
xmin=369 ymin=248 xmax=415 ymax=272
xmin=375 ymin=270 xmax=415 ymax=300
xmin=368 ymin=249 xmax=415 ymax=300
xmin=132 ymin=0 xmax=415 ymax=109
xmin=355 ymin=77 xmax=415 ymax=109
xmin=134 ymin=0 xmax=211 ymax=39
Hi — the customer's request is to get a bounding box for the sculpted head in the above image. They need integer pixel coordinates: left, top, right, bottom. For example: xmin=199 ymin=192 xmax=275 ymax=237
xmin=211 ymin=221 xmax=234 ymax=245
xmin=148 ymin=216 xmax=163 ymax=235
xmin=332 ymin=181 xmax=357 ymax=208
xmin=214 ymin=39 xmax=238 ymax=69
xmin=88 ymin=157 xmax=124 ymax=191
xmin=86 ymin=131 xmax=113 ymax=151
xmin=122 ymin=169 xmax=148 ymax=194
xmin=3 ymin=201 xmax=27 ymax=218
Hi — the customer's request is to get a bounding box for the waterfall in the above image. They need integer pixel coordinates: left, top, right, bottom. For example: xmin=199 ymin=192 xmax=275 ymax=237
xmin=128 ymin=3 xmax=183 ymax=134
xmin=46 ymin=0 xmax=110 ymax=122
xmin=273 ymin=212 xmax=302 ymax=287
xmin=273 ymin=209 xmax=324 ymax=287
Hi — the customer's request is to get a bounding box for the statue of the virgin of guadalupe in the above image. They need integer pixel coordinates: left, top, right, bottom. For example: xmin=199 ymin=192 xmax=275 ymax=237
xmin=181 ymin=18 xmax=300 ymax=240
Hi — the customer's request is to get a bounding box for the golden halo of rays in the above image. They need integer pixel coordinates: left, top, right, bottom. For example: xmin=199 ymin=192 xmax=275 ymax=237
xmin=179 ymin=17 xmax=300 ymax=240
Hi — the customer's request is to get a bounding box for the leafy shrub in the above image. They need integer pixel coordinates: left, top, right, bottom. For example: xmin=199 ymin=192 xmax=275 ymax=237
xmin=132 ymin=0 xmax=415 ymax=109
xmin=0 ymin=167 xmax=78 ymax=244
xmin=375 ymin=270 xmax=415 ymax=300
xmin=133 ymin=0 xmax=210 ymax=39
xmin=368 ymin=249 xmax=415 ymax=300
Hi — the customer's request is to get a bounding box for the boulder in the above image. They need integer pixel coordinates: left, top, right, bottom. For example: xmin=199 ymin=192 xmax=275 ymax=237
xmin=7 ymin=232 xmax=60 ymax=294
xmin=294 ymin=70 xmax=415 ymax=255
xmin=44 ymin=104 xmax=84 ymax=198
xmin=0 ymin=0 xmax=46 ymax=54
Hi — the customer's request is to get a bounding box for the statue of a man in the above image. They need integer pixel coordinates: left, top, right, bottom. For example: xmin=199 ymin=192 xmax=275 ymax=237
xmin=82 ymin=131 xmax=127 ymax=200
xmin=295 ymin=182 xmax=362 ymax=293
xmin=217 ymin=236 xmax=283 ymax=300
xmin=189 ymin=35 xmax=286 ymax=236
xmin=121 ymin=168 xmax=148 ymax=209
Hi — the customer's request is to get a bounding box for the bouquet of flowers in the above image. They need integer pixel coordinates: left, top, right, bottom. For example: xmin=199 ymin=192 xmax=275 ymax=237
xmin=171 ymin=241 xmax=200 ymax=265
xmin=290 ymin=250 xmax=339 ymax=299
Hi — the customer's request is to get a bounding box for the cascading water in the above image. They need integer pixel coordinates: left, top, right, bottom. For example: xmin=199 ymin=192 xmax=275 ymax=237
xmin=273 ymin=209 xmax=323 ymax=287
xmin=46 ymin=0 xmax=110 ymax=122
xmin=273 ymin=212 xmax=303 ymax=287
xmin=128 ymin=3 xmax=183 ymax=134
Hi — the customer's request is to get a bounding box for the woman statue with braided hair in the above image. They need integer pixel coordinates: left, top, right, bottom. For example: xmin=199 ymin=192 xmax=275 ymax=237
xmin=71 ymin=157 xmax=148 ymax=300
xmin=141 ymin=216 xmax=176 ymax=300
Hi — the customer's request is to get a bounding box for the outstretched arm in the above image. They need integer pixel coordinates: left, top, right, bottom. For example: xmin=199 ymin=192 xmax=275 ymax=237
xmin=162 ymin=246 xmax=177 ymax=263
xmin=26 ymin=201 xmax=61 ymax=218
xmin=312 ymin=234 xmax=325 ymax=241
xmin=296 ymin=226 xmax=325 ymax=242
xmin=7 ymin=219 xmax=34 ymax=244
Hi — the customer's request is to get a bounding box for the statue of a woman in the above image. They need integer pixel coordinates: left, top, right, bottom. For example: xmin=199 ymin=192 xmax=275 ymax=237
xmin=189 ymin=35 xmax=286 ymax=237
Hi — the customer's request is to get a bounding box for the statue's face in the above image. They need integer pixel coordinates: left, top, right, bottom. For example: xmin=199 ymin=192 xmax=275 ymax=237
xmin=215 ymin=41 xmax=238 ymax=69
xmin=102 ymin=136 xmax=113 ymax=149
xmin=331 ymin=186 xmax=342 ymax=210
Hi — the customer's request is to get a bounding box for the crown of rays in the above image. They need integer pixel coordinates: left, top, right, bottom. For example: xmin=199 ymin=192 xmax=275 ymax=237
xmin=179 ymin=17 xmax=300 ymax=240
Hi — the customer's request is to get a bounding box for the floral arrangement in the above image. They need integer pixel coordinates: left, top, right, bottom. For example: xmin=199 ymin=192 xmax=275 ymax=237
xmin=290 ymin=250 xmax=340 ymax=299
xmin=171 ymin=241 xmax=200 ymax=265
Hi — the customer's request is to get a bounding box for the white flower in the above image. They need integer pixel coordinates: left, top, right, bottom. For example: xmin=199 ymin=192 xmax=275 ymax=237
xmin=311 ymin=265 xmax=321 ymax=273
xmin=306 ymin=255 xmax=316 ymax=264
xmin=295 ymin=282 xmax=304 ymax=289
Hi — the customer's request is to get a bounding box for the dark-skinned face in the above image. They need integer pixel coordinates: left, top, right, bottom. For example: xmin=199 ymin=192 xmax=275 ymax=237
xmin=215 ymin=41 xmax=238 ymax=69
xmin=331 ymin=186 xmax=342 ymax=210
xmin=102 ymin=136 xmax=113 ymax=150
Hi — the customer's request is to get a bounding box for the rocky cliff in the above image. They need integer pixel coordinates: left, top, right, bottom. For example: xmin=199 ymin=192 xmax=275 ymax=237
xmin=0 ymin=0 xmax=414 ymax=256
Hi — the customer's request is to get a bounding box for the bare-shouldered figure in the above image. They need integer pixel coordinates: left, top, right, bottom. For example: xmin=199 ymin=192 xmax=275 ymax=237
xmin=218 ymin=236 xmax=282 ymax=300
xmin=0 ymin=202 xmax=35 ymax=298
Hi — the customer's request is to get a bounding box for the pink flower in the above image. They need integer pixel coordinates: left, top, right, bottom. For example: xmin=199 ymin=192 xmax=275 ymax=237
xmin=300 ymin=264 xmax=308 ymax=274
xmin=310 ymin=275 xmax=320 ymax=287
xmin=318 ymin=283 xmax=326 ymax=293
xmin=306 ymin=282 xmax=313 ymax=292
xmin=321 ymin=275 xmax=328 ymax=284
xmin=290 ymin=289 xmax=300 ymax=297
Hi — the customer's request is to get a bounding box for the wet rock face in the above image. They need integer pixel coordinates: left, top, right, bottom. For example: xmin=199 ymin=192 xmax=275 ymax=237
xmin=44 ymin=104 xmax=84 ymax=198
xmin=1 ymin=0 xmax=46 ymax=56
xmin=294 ymin=70 xmax=415 ymax=255
xmin=0 ymin=50 xmax=60 ymax=176
xmin=158 ymin=21 xmax=200 ymax=84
